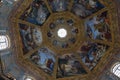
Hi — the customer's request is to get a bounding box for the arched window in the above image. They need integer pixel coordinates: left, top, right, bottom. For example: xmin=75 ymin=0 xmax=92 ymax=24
xmin=24 ymin=76 xmax=35 ymax=80
xmin=0 ymin=35 xmax=10 ymax=50
xmin=25 ymin=78 xmax=32 ymax=80
xmin=112 ymin=62 xmax=120 ymax=78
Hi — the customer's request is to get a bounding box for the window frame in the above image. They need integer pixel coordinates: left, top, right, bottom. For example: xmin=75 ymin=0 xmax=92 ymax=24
xmin=112 ymin=62 xmax=120 ymax=78
xmin=23 ymin=76 xmax=35 ymax=80
xmin=0 ymin=35 xmax=10 ymax=51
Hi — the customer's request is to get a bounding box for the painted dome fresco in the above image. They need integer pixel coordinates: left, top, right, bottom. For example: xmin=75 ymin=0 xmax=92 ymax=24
xmin=0 ymin=0 xmax=120 ymax=80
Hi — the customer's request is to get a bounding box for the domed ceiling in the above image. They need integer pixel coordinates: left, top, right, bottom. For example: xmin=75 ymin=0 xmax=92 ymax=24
xmin=7 ymin=0 xmax=118 ymax=80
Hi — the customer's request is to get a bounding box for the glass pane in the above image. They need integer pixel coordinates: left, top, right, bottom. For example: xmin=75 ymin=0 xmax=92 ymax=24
xmin=113 ymin=63 xmax=120 ymax=78
xmin=0 ymin=36 xmax=9 ymax=50
xmin=113 ymin=64 xmax=120 ymax=72
xmin=0 ymin=36 xmax=6 ymax=42
xmin=118 ymin=65 xmax=120 ymax=70
xmin=114 ymin=70 xmax=120 ymax=77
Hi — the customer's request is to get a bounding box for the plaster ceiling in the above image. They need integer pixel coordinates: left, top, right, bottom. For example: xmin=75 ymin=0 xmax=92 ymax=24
xmin=7 ymin=0 xmax=118 ymax=80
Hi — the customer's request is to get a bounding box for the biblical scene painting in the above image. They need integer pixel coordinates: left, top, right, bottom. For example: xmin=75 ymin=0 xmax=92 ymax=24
xmin=57 ymin=53 xmax=87 ymax=78
xmin=71 ymin=0 xmax=104 ymax=18
xmin=30 ymin=47 xmax=56 ymax=75
xmin=20 ymin=0 xmax=50 ymax=26
xmin=77 ymin=41 xmax=109 ymax=70
xmin=85 ymin=11 xmax=112 ymax=41
xmin=19 ymin=23 xmax=42 ymax=54
xmin=48 ymin=0 xmax=70 ymax=12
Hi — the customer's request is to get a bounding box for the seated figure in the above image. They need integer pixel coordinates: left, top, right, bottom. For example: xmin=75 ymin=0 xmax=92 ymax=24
xmin=36 ymin=5 xmax=47 ymax=24
xmin=49 ymin=0 xmax=68 ymax=12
